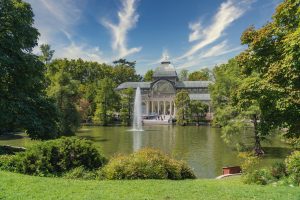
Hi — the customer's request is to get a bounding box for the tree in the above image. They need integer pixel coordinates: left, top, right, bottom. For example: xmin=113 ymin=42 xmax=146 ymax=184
xmin=179 ymin=69 xmax=189 ymax=81
xmin=188 ymin=68 xmax=210 ymax=81
xmin=112 ymin=59 xmax=142 ymax=85
xmin=120 ymin=88 xmax=134 ymax=126
xmin=190 ymin=100 xmax=208 ymax=124
xmin=47 ymin=68 xmax=81 ymax=135
xmin=144 ymin=69 xmax=154 ymax=81
xmin=93 ymin=78 xmax=120 ymax=126
xmin=39 ymin=44 xmax=54 ymax=64
xmin=0 ymin=0 xmax=59 ymax=139
xmin=235 ymin=0 xmax=300 ymax=146
xmin=113 ymin=58 xmax=136 ymax=68
xmin=175 ymin=90 xmax=191 ymax=126
xmin=210 ymin=59 xmax=267 ymax=155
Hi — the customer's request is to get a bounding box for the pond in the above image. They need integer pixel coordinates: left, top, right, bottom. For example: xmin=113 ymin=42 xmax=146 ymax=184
xmin=0 ymin=125 xmax=292 ymax=178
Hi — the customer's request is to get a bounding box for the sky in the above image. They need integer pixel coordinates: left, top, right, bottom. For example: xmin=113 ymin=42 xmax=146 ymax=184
xmin=26 ymin=0 xmax=282 ymax=75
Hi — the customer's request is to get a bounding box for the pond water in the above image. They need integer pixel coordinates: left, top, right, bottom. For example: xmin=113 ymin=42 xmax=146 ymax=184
xmin=0 ymin=125 xmax=292 ymax=178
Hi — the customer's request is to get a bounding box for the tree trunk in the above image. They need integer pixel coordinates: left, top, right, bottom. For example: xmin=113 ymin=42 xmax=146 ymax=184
xmin=253 ymin=114 xmax=264 ymax=156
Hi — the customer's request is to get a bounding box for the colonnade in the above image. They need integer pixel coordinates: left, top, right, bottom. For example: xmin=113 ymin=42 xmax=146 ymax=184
xmin=144 ymin=100 xmax=176 ymax=116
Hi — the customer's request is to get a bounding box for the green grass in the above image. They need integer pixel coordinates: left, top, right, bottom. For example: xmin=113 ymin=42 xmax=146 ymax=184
xmin=0 ymin=171 xmax=299 ymax=200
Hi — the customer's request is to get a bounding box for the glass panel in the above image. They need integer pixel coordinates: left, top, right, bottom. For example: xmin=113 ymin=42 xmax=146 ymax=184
xmin=152 ymin=80 xmax=175 ymax=96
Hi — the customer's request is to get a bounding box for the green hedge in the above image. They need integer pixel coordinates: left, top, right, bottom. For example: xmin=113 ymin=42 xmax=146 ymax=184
xmin=101 ymin=148 xmax=196 ymax=180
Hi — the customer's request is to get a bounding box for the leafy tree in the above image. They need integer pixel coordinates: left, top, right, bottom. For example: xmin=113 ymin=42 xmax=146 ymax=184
xmin=179 ymin=69 xmax=189 ymax=81
xmin=210 ymin=59 xmax=267 ymax=155
xmin=144 ymin=69 xmax=154 ymax=81
xmin=93 ymin=78 xmax=120 ymax=126
xmin=175 ymin=90 xmax=191 ymax=126
xmin=190 ymin=100 xmax=208 ymax=124
xmin=120 ymin=88 xmax=134 ymax=126
xmin=39 ymin=44 xmax=54 ymax=64
xmin=47 ymin=68 xmax=81 ymax=135
xmin=235 ymin=0 xmax=300 ymax=146
xmin=188 ymin=68 xmax=210 ymax=81
xmin=112 ymin=59 xmax=142 ymax=85
xmin=0 ymin=0 xmax=59 ymax=139
xmin=78 ymin=98 xmax=92 ymax=123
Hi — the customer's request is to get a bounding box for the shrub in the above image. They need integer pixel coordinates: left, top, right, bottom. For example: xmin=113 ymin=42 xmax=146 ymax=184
xmin=285 ymin=151 xmax=300 ymax=186
xmin=63 ymin=166 xmax=97 ymax=180
xmin=0 ymin=155 xmax=20 ymax=172
xmin=239 ymin=152 xmax=260 ymax=174
xmin=271 ymin=162 xmax=287 ymax=179
xmin=3 ymin=137 xmax=106 ymax=176
xmin=101 ymin=148 xmax=196 ymax=180
xmin=239 ymin=152 xmax=274 ymax=185
xmin=242 ymin=168 xmax=274 ymax=185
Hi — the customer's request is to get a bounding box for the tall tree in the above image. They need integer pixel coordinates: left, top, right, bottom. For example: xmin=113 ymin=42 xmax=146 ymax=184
xmin=120 ymin=87 xmax=134 ymax=126
xmin=93 ymin=78 xmax=120 ymax=126
xmin=236 ymin=0 xmax=300 ymax=141
xmin=47 ymin=68 xmax=81 ymax=135
xmin=210 ymin=59 xmax=267 ymax=155
xmin=190 ymin=100 xmax=208 ymax=124
xmin=112 ymin=59 xmax=142 ymax=85
xmin=0 ymin=0 xmax=59 ymax=139
xmin=144 ymin=69 xmax=154 ymax=81
xmin=113 ymin=58 xmax=136 ymax=68
xmin=39 ymin=44 xmax=54 ymax=64
xmin=175 ymin=90 xmax=191 ymax=126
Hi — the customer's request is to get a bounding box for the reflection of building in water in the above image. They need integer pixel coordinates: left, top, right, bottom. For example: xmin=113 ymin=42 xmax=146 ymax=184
xmin=116 ymin=58 xmax=212 ymax=120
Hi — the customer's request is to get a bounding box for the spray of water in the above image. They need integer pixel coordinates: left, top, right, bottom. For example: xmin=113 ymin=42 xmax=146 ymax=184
xmin=132 ymin=87 xmax=143 ymax=131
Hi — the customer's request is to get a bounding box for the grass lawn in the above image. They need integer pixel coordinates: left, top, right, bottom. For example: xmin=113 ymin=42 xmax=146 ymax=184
xmin=0 ymin=171 xmax=299 ymax=200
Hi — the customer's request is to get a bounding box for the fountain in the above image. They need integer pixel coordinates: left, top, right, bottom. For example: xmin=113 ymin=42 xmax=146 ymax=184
xmin=132 ymin=86 xmax=143 ymax=131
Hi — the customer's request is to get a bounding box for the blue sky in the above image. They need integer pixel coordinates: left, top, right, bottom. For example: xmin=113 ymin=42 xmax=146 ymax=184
xmin=26 ymin=0 xmax=281 ymax=74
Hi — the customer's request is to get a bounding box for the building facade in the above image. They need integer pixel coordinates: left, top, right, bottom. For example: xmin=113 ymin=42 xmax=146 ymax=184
xmin=116 ymin=59 xmax=212 ymax=119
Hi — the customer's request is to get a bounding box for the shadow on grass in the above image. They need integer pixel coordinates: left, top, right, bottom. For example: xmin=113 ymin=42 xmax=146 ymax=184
xmin=0 ymin=133 xmax=24 ymax=141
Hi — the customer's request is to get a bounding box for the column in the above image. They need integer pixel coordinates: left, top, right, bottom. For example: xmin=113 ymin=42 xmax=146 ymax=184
xmin=151 ymin=101 xmax=154 ymax=114
xmin=157 ymin=101 xmax=160 ymax=115
xmin=169 ymin=101 xmax=172 ymax=115
xmin=174 ymin=101 xmax=176 ymax=116
xmin=146 ymin=101 xmax=149 ymax=115
xmin=163 ymin=101 xmax=166 ymax=115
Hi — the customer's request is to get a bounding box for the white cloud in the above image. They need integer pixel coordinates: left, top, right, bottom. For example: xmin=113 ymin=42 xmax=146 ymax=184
xmin=179 ymin=0 xmax=252 ymax=60
xmin=102 ymin=0 xmax=142 ymax=58
xmin=26 ymin=0 xmax=106 ymax=62
xmin=56 ymin=42 xmax=105 ymax=62
xmin=201 ymin=40 xmax=243 ymax=58
xmin=189 ymin=22 xmax=204 ymax=42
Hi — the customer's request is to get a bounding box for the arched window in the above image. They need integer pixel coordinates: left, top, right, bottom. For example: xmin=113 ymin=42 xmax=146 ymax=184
xmin=151 ymin=80 xmax=175 ymax=96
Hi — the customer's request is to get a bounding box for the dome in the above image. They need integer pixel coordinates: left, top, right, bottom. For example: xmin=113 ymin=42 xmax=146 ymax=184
xmin=153 ymin=60 xmax=177 ymax=78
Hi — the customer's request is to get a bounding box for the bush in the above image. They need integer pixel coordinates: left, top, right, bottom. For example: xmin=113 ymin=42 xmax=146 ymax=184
xmin=2 ymin=137 xmax=106 ymax=176
xmin=0 ymin=155 xmax=20 ymax=172
xmin=239 ymin=152 xmax=260 ymax=174
xmin=101 ymin=148 xmax=196 ymax=180
xmin=285 ymin=151 xmax=300 ymax=186
xmin=242 ymin=168 xmax=274 ymax=185
xmin=63 ymin=166 xmax=97 ymax=180
xmin=239 ymin=152 xmax=274 ymax=185
xmin=271 ymin=162 xmax=287 ymax=179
